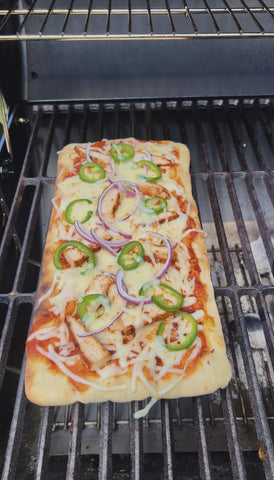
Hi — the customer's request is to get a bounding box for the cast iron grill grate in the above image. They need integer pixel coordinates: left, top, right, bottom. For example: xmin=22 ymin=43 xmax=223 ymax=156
xmin=0 ymin=98 xmax=273 ymax=479
xmin=0 ymin=0 xmax=274 ymax=40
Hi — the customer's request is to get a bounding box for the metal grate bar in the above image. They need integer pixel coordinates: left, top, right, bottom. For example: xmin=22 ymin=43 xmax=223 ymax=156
xmin=233 ymin=294 xmax=274 ymax=480
xmin=193 ymin=397 xmax=213 ymax=480
xmin=202 ymin=0 xmax=220 ymax=33
xmin=255 ymin=100 xmax=274 ymax=157
xmin=65 ymin=403 xmax=85 ymax=480
xmin=84 ymin=0 xmax=93 ymax=36
xmin=183 ymin=0 xmax=198 ymax=34
xmin=1 ymin=358 xmax=28 ymax=480
xmin=161 ymin=399 xmax=174 ymax=480
xmin=258 ymin=0 xmax=274 ymax=19
xmin=222 ymin=0 xmax=243 ymax=34
xmin=17 ymin=0 xmax=39 ymax=36
xmin=239 ymin=0 xmax=265 ymax=33
xmin=209 ymin=107 xmax=260 ymax=285
xmin=130 ymin=402 xmax=144 ymax=479
xmin=34 ymin=407 xmax=55 ymax=480
xmin=0 ymin=298 xmax=19 ymax=389
xmin=98 ymin=402 xmax=113 ymax=480
xmin=0 ymin=0 xmax=18 ymax=33
xmin=221 ymin=387 xmax=247 ymax=480
xmin=106 ymin=0 xmax=112 ymax=36
xmin=0 ymin=107 xmax=42 ymax=280
xmin=61 ymin=0 xmax=75 ymax=36
xmin=39 ymin=0 xmax=56 ymax=36
xmin=165 ymin=0 xmax=176 ymax=35
xmin=128 ymin=0 xmax=132 ymax=35
xmin=146 ymin=0 xmax=154 ymax=35
xmin=193 ymin=109 xmax=236 ymax=286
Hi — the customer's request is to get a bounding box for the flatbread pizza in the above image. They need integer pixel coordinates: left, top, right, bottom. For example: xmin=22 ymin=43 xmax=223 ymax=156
xmin=25 ymin=138 xmax=231 ymax=410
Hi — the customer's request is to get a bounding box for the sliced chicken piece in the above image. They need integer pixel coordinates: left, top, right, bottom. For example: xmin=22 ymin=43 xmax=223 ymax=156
xmin=151 ymin=154 xmax=173 ymax=167
xmin=138 ymin=184 xmax=171 ymax=200
xmin=140 ymin=237 xmax=169 ymax=264
xmin=66 ymin=315 xmax=111 ymax=370
xmin=86 ymin=274 xmax=115 ymax=296
xmin=142 ymin=303 xmax=173 ymax=325
xmin=137 ymin=210 xmax=179 ymax=228
xmin=101 ymin=188 xmax=121 ymax=220
xmin=74 ymin=146 xmax=109 ymax=169
xmin=63 ymin=247 xmax=89 ymax=268
xmin=121 ymin=324 xmax=136 ymax=344
xmin=94 ymin=225 xmax=114 ymax=242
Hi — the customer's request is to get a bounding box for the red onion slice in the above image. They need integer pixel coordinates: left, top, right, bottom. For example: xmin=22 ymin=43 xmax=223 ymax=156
xmin=78 ymin=305 xmax=126 ymax=336
xmin=116 ymin=270 xmax=152 ymax=305
xmin=75 ymin=221 xmax=98 ymax=244
xmin=149 ymin=232 xmax=173 ymax=279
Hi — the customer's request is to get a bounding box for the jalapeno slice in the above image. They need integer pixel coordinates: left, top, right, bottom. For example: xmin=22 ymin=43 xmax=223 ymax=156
xmin=53 ymin=241 xmax=96 ymax=270
xmin=65 ymin=199 xmax=93 ymax=225
xmin=143 ymin=196 xmax=167 ymax=215
xmin=110 ymin=143 xmax=135 ymax=163
xmin=79 ymin=162 xmax=105 ymax=183
xmin=133 ymin=160 xmax=162 ymax=183
xmin=157 ymin=312 xmax=198 ymax=351
xmin=151 ymin=284 xmax=183 ymax=312
xmin=117 ymin=241 xmax=145 ymax=271
xmin=77 ymin=294 xmax=111 ymax=326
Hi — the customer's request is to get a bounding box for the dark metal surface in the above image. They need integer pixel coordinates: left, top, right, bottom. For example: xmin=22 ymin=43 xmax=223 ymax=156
xmin=0 ymin=0 xmax=274 ymax=39
xmin=0 ymin=98 xmax=273 ymax=480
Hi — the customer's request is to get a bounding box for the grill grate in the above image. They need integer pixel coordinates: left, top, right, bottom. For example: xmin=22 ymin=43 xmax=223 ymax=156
xmin=0 ymin=0 xmax=274 ymax=40
xmin=0 ymin=98 xmax=273 ymax=479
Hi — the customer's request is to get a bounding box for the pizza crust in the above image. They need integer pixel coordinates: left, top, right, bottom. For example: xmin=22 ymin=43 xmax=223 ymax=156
xmin=25 ymin=139 xmax=231 ymax=407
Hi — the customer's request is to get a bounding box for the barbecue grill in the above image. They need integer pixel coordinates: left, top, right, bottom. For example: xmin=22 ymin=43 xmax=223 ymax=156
xmin=0 ymin=1 xmax=274 ymax=479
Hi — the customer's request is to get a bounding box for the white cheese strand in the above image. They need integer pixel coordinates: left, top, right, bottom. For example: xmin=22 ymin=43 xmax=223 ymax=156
xmin=133 ymin=397 xmax=158 ymax=419
xmin=36 ymin=345 xmax=126 ymax=392
xmin=181 ymin=228 xmax=205 ymax=239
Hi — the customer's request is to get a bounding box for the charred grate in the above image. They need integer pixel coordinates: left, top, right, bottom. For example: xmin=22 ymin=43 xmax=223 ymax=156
xmin=0 ymin=0 xmax=274 ymax=40
xmin=0 ymin=97 xmax=273 ymax=479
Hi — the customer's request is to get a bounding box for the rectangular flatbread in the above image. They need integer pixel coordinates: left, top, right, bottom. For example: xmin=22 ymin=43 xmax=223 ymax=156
xmin=25 ymin=138 xmax=231 ymax=408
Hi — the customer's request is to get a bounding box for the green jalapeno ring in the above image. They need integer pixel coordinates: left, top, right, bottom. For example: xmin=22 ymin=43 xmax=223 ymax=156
xmin=79 ymin=162 xmax=105 ymax=183
xmin=53 ymin=240 xmax=96 ymax=270
xmin=143 ymin=196 xmax=167 ymax=215
xmin=139 ymin=279 xmax=160 ymax=297
xmin=65 ymin=198 xmax=93 ymax=225
xmin=157 ymin=312 xmax=198 ymax=351
xmin=151 ymin=283 xmax=183 ymax=312
xmin=117 ymin=241 xmax=145 ymax=271
xmin=133 ymin=160 xmax=162 ymax=183
xmin=77 ymin=294 xmax=111 ymax=326
xmin=110 ymin=143 xmax=135 ymax=163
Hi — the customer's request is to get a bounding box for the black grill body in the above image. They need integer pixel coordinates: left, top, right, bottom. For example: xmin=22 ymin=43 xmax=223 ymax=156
xmin=0 ymin=2 xmax=274 ymax=480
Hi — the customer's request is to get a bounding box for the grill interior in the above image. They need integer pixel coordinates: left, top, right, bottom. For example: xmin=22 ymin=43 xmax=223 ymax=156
xmin=0 ymin=0 xmax=274 ymax=39
xmin=0 ymin=98 xmax=273 ymax=479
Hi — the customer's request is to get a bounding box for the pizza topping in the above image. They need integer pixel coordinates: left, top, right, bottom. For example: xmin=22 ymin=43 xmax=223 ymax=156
xmin=137 ymin=183 xmax=171 ymax=199
xmin=79 ymin=162 xmax=106 ymax=183
xmin=110 ymin=143 xmax=135 ymax=163
xmin=97 ymin=183 xmax=132 ymax=239
xmin=65 ymin=199 xmax=93 ymax=225
xmin=142 ymin=196 xmax=167 ymax=215
xmin=157 ymin=312 xmax=198 ymax=351
xmin=53 ymin=241 xmax=96 ymax=270
xmin=116 ymin=269 xmax=152 ymax=305
xmin=118 ymin=241 xmax=145 ymax=271
xmin=65 ymin=315 xmax=111 ymax=370
xmin=77 ymin=294 xmax=111 ymax=327
xmin=133 ymin=160 xmax=162 ymax=183
xmin=151 ymin=284 xmax=184 ymax=312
